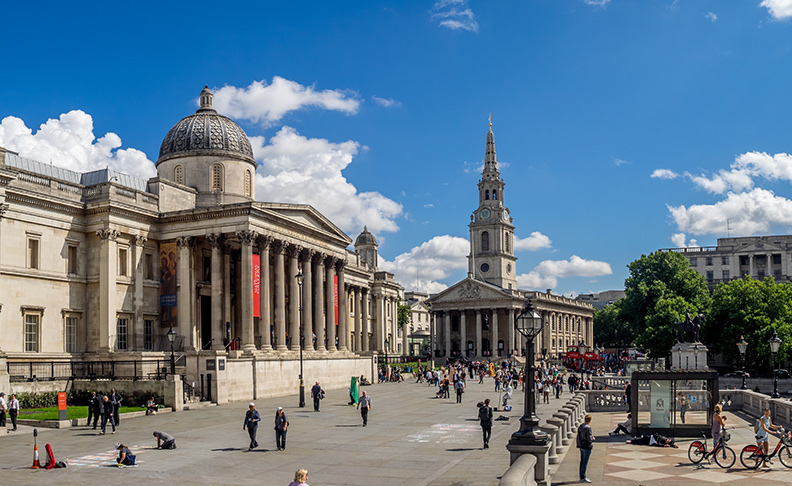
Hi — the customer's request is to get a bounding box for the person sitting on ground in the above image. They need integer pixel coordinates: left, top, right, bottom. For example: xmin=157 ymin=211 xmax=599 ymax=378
xmin=146 ymin=397 xmax=158 ymax=415
xmin=608 ymin=413 xmax=632 ymax=436
xmin=153 ymin=431 xmax=176 ymax=449
xmin=359 ymin=375 xmax=371 ymax=386
xmin=115 ymin=443 xmax=137 ymax=466
xmin=627 ymin=433 xmax=678 ymax=448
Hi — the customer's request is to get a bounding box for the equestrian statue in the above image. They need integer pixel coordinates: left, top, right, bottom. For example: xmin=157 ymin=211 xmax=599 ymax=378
xmin=674 ymin=309 xmax=704 ymax=343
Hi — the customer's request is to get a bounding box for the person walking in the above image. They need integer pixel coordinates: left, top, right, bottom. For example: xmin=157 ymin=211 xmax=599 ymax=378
xmin=7 ymin=394 xmax=19 ymax=432
xmin=86 ymin=391 xmax=97 ymax=428
xmin=109 ymin=388 xmax=122 ymax=426
xmin=243 ymin=402 xmax=260 ymax=450
xmin=676 ymin=392 xmax=687 ymax=424
xmin=311 ymin=382 xmax=324 ymax=412
xmin=454 ymin=377 xmax=465 ymax=403
xmin=100 ymin=395 xmax=116 ymax=435
xmin=275 ymin=407 xmax=289 ymax=451
xmin=479 ymin=398 xmax=493 ymax=449
xmin=358 ymin=390 xmax=372 ymax=427
xmin=755 ymin=407 xmax=783 ymax=467
xmin=625 ymin=382 xmax=632 ymax=412
xmin=577 ymin=414 xmax=594 ymax=483
xmin=0 ymin=392 xmax=6 ymax=431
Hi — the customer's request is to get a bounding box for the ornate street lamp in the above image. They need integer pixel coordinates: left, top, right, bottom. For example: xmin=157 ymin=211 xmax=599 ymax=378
xmin=508 ymin=301 xmax=548 ymax=446
xmin=384 ymin=337 xmax=390 ymax=381
xmin=167 ymin=325 xmax=177 ymax=376
xmin=296 ymin=271 xmax=305 ymax=408
xmin=769 ymin=331 xmax=782 ymax=399
xmin=737 ymin=336 xmax=748 ymax=390
xmin=579 ymin=341 xmax=589 ymax=374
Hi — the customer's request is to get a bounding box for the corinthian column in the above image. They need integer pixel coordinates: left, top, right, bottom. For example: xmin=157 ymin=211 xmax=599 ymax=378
xmin=97 ymin=229 xmax=119 ymax=352
xmin=325 ymin=256 xmax=337 ymax=352
xmin=236 ymin=230 xmax=257 ymax=352
xmin=336 ymin=260 xmax=348 ymax=352
xmin=288 ymin=244 xmax=302 ymax=351
xmin=207 ymin=233 xmax=225 ymax=350
xmin=273 ymin=240 xmax=287 ymax=351
xmin=258 ymin=235 xmax=273 ymax=351
xmin=313 ymin=252 xmax=325 ymax=352
xmin=354 ymin=287 xmax=362 ymax=352
xmin=361 ymin=288 xmax=369 ymax=352
xmin=176 ymin=235 xmax=194 ymax=351
xmin=302 ymin=249 xmax=314 ymax=350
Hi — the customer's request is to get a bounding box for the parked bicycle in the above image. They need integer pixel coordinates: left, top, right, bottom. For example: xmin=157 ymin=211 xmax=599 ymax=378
xmin=740 ymin=427 xmax=792 ymax=469
xmin=688 ymin=430 xmax=736 ymax=468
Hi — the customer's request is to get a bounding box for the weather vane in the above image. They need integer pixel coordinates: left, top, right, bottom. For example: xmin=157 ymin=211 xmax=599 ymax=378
xmin=488 ymin=113 xmax=492 ymax=129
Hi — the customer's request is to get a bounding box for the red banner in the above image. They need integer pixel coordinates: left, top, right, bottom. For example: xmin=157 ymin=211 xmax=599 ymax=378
xmin=252 ymin=254 xmax=260 ymax=318
xmin=333 ymin=275 xmax=339 ymax=326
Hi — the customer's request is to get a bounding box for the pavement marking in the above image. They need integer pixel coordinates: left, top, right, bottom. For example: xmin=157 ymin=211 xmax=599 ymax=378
xmin=68 ymin=445 xmax=147 ymax=468
xmin=404 ymin=423 xmax=481 ymax=444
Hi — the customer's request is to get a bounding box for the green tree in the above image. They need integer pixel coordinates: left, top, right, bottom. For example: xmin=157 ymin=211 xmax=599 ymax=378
xmin=397 ymin=299 xmax=411 ymax=329
xmin=620 ymin=251 xmax=711 ymax=359
xmin=593 ymin=300 xmax=633 ymax=349
xmin=706 ymin=276 xmax=792 ymax=373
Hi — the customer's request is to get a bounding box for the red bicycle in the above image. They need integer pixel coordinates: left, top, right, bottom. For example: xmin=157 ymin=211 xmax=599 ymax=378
xmin=739 ymin=428 xmax=792 ymax=469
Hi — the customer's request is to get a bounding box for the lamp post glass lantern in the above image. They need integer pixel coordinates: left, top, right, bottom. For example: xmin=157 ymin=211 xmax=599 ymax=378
xmin=770 ymin=331 xmax=781 ymax=399
xmin=510 ymin=302 xmax=547 ymax=445
xmin=737 ymin=336 xmax=748 ymax=390
xmin=296 ymin=272 xmax=305 ymax=408
xmin=384 ymin=337 xmax=390 ymax=381
xmin=167 ymin=325 xmax=177 ymax=376
xmin=578 ymin=341 xmax=589 ymax=373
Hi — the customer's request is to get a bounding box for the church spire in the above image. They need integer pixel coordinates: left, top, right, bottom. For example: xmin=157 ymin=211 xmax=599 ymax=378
xmin=483 ymin=114 xmax=499 ymax=175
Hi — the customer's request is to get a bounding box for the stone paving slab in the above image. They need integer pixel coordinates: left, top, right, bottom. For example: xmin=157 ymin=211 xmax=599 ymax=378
xmin=0 ymin=376 xmax=575 ymax=485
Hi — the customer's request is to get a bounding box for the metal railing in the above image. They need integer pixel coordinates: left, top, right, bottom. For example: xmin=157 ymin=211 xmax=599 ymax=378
xmin=7 ymin=360 xmax=173 ymax=382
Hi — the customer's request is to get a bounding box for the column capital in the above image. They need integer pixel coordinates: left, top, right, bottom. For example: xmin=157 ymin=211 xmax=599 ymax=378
xmin=97 ymin=229 xmax=120 ymax=241
xmin=325 ymin=255 xmax=338 ymax=267
xmin=236 ymin=230 xmax=258 ymax=246
xmin=271 ymin=239 xmax=287 ymax=254
xmin=176 ymin=235 xmax=194 ymax=248
xmin=207 ymin=233 xmax=224 ymax=249
xmin=302 ymin=247 xmax=315 ymax=261
xmin=257 ymin=234 xmax=274 ymax=251
xmin=287 ymin=244 xmax=303 ymax=259
xmin=135 ymin=235 xmax=148 ymax=247
xmin=312 ymin=251 xmax=325 ymax=264
xmin=335 ymin=259 xmax=346 ymax=271
xmin=0 ymin=203 xmax=9 ymax=218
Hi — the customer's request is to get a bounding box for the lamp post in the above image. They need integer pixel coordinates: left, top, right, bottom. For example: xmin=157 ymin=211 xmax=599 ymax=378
xmin=296 ymin=271 xmax=305 ymax=408
xmin=167 ymin=325 xmax=177 ymax=376
xmin=384 ymin=337 xmax=390 ymax=381
xmin=508 ymin=301 xmax=547 ymax=446
xmin=737 ymin=336 xmax=748 ymax=390
xmin=769 ymin=331 xmax=781 ymax=399
xmin=410 ymin=325 xmax=414 ymax=357
xmin=578 ymin=341 xmax=589 ymax=374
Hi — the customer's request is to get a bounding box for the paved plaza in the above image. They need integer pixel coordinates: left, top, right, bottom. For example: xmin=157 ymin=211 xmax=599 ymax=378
xmin=0 ymin=376 xmax=567 ymax=485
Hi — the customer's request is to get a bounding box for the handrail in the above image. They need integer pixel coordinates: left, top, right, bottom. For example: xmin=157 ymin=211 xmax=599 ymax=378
xmin=7 ymin=359 xmax=171 ymax=382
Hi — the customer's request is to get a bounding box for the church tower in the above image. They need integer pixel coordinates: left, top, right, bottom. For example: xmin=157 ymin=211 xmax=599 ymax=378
xmin=467 ymin=117 xmax=517 ymax=289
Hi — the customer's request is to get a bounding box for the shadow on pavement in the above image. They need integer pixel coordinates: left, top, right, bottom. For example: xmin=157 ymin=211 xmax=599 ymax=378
xmin=334 ymin=425 xmax=361 ymax=428
xmin=446 ymin=448 xmax=480 ymax=452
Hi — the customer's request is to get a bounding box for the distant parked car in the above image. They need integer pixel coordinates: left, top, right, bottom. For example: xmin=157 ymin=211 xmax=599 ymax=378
xmin=724 ymin=371 xmax=750 ymax=378
xmin=776 ymin=369 xmax=791 ymax=379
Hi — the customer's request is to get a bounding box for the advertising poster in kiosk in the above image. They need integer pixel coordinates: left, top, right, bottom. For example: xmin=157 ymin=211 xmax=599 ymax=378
xmin=650 ymin=380 xmax=671 ymax=428
xmin=160 ymin=242 xmax=177 ymax=328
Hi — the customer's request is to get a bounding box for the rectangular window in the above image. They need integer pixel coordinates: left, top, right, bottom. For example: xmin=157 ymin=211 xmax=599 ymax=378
xmin=25 ymin=314 xmax=39 ymax=352
xmin=722 ymin=270 xmax=730 ymax=281
xmin=28 ymin=238 xmax=40 ymax=269
xmin=118 ymin=248 xmax=129 ymax=276
xmin=144 ymin=319 xmax=153 ymax=351
xmin=67 ymin=245 xmax=78 ymax=274
xmin=65 ymin=316 xmax=78 ymax=353
xmin=117 ymin=317 xmax=128 ymax=351
xmin=145 ymin=253 xmax=154 ymax=280
xmin=706 ymin=257 xmax=713 ymax=266
xmin=773 ymin=254 xmax=782 ymax=265
xmin=689 ymin=257 xmax=697 ymax=267
xmin=706 ymin=271 xmax=714 ymax=282
xmin=740 ymin=256 xmax=749 ymax=266
xmin=721 ymin=256 xmax=729 ymax=266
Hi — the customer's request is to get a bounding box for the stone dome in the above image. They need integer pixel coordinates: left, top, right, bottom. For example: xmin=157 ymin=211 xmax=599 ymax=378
xmin=355 ymin=226 xmax=378 ymax=247
xmin=156 ymin=86 xmax=255 ymax=166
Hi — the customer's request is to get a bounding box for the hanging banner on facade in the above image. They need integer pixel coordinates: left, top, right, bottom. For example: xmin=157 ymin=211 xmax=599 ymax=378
xmin=252 ymin=254 xmax=261 ymax=318
xmin=160 ymin=241 xmax=177 ymax=327
xmin=334 ymin=275 xmax=339 ymax=326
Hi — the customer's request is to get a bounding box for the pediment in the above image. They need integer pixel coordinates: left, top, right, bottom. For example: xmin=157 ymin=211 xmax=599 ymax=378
xmin=254 ymin=202 xmax=352 ymax=245
xmin=738 ymin=241 xmax=785 ymax=253
xmin=430 ymin=278 xmax=521 ymax=306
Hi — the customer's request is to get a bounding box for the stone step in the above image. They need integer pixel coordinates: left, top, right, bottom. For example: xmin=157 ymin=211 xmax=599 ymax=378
xmin=183 ymin=401 xmax=217 ymax=411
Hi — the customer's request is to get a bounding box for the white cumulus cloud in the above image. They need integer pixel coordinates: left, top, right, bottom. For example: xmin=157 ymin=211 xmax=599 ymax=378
xmin=431 ymin=0 xmax=479 ymax=32
xmin=651 ymin=169 xmax=679 ymax=179
xmin=212 ymin=77 xmax=361 ymax=128
xmin=0 ymin=110 xmax=155 ymax=179
xmin=379 ymin=235 xmax=470 ymax=293
xmin=513 ymin=232 xmax=552 ymax=251
xmin=705 ymin=12 xmax=718 ymax=22
xmin=583 ymin=0 xmax=611 ymax=7
xmin=671 ymin=233 xmax=698 ymax=248
xmin=535 ymin=255 xmax=613 ymax=278
xmin=372 ymin=96 xmax=401 ymax=108
xmin=254 ymin=126 xmax=402 ymax=235
xmin=517 ymin=271 xmax=558 ymax=290
xmin=761 ymin=0 xmax=792 ymax=19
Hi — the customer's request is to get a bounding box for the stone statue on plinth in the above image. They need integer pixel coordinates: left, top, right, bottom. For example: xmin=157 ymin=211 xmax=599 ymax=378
xmin=674 ymin=309 xmax=704 ymax=343
xmin=671 ymin=309 xmax=708 ymax=370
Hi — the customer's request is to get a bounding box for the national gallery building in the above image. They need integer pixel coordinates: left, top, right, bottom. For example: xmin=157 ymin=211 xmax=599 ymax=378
xmin=0 ymin=87 xmax=401 ymax=402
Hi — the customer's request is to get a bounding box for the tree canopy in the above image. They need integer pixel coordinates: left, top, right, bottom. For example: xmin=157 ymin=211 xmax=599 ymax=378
xmin=593 ymin=300 xmax=632 ymax=349
xmin=619 ymin=251 xmax=711 ymax=359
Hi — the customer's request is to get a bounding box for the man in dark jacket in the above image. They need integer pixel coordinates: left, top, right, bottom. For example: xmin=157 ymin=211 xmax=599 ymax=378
xmin=242 ymin=403 xmax=260 ymax=450
xmin=100 ymin=395 xmax=115 ymax=435
xmin=478 ymin=398 xmax=493 ymax=449
xmin=86 ymin=392 xmax=98 ymax=429
xmin=576 ymin=414 xmax=594 ymax=483
xmin=109 ymin=389 xmax=122 ymax=426
xmin=310 ymin=382 xmax=324 ymax=412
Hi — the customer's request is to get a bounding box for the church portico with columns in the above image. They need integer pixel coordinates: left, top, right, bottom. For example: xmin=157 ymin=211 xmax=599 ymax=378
xmin=0 ymin=86 xmax=402 ymax=406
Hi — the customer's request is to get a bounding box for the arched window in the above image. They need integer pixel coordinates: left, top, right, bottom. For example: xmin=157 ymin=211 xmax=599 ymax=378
xmin=481 ymin=231 xmax=490 ymax=252
xmin=174 ymin=165 xmax=184 ymax=185
xmin=211 ymin=164 xmax=223 ymax=191
xmin=493 ymin=189 xmax=498 ymax=200
xmin=244 ymin=169 xmax=252 ymax=197
xmin=485 ymin=190 xmax=490 ymax=200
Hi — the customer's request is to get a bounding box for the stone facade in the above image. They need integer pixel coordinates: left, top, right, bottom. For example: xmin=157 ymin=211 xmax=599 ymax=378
xmin=428 ymin=122 xmax=593 ymax=361
xmin=661 ymin=235 xmax=792 ymax=289
xmin=0 ymin=87 xmax=402 ymax=403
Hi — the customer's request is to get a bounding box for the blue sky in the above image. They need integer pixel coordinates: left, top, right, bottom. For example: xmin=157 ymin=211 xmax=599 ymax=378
xmin=3 ymin=0 xmax=792 ymax=296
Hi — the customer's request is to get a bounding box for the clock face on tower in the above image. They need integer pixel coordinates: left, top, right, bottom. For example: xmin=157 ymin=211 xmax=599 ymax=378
xmin=480 ymin=209 xmax=491 ymax=220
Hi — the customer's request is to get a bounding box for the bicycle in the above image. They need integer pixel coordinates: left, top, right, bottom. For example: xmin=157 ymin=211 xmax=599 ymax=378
xmin=688 ymin=431 xmax=736 ymax=468
xmin=739 ymin=427 xmax=792 ymax=469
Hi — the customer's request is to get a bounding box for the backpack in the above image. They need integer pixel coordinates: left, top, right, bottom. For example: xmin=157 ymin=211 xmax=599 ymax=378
xmin=478 ymin=405 xmax=491 ymax=423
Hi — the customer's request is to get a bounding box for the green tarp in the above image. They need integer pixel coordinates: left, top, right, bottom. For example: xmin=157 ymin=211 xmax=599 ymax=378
xmin=349 ymin=376 xmax=359 ymax=404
